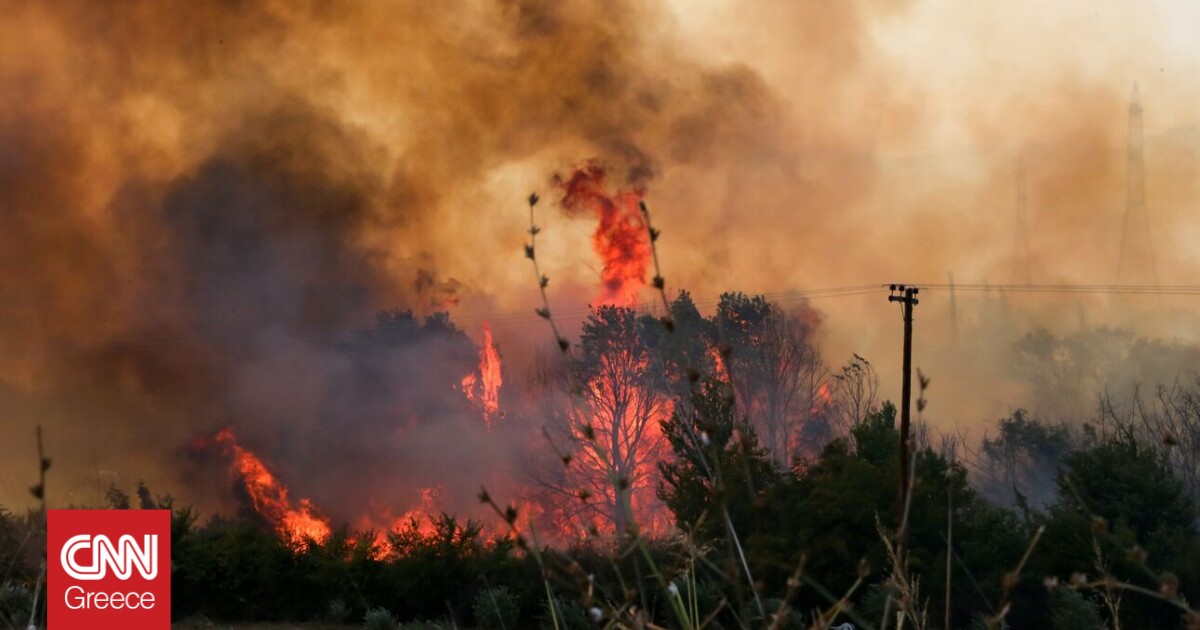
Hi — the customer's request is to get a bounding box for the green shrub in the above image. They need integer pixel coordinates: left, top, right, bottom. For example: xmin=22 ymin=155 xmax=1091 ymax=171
xmin=324 ymin=597 xmax=351 ymax=623
xmin=674 ymin=577 xmax=723 ymax=626
xmin=1048 ymin=589 xmax=1103 ymax=630
xmin=539 ymin=595 xmax=592 ymax=630
xmin=473 ymin=585 xmax=520 ymax=629
xmin=364 ymin=606 xmax=398 ymax=630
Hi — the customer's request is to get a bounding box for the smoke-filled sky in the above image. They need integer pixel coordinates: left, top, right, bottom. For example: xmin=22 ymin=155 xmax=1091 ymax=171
xmin=3 ymin=0 xmax=1200 ymax=517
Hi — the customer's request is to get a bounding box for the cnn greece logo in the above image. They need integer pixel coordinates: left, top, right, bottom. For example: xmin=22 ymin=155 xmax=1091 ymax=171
xmin=60 ymin=533 xmax=158 ymax=581
xmin=48 ymin=509 xmax=170 ymax=629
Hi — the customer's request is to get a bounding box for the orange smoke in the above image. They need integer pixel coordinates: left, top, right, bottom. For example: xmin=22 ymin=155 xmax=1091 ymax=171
xmin=461 ymin=322 xmax=503 ymax=426
xmin=557 ymin=162 xmax=651 ymax=307
xmin=209 ymin=428 xmax=332 ymax=547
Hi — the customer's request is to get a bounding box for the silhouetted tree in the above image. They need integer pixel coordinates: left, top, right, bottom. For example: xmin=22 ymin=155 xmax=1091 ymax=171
xmin=1036 ymin=428 xmax=1200 ymax=629
xmin=638 ymin=291 xmax=716 ymax=399
xmin=1013 ymin=327 xmax=1200 ymax=421
xmin=657 ymin=378 xmax=781 ymax=542
xmin=714 ymin=292 xmax=828 ymax=463
xmin=829 ymin=353 xmax=879 ymax=430
xmin=975 ymin=409 xmax=1074 ymax=509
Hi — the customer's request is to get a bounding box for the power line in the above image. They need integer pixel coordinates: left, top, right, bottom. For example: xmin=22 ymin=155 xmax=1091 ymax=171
xmin=72 ymin=282 xmax=1200 ymax=353
xmin=913 ymin=283 xmax=1200 ymax=295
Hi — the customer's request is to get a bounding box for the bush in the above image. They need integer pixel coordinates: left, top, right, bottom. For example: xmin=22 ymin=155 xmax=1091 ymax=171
xmin=1048 ymin=589 xmax=1103 ymax=630
xmin=324 ymin=597 xmax=351 ymax=623
xmin=676 ymin=577 xmax=724 ymax=627
xmin=473 ymin=585 xmax=520 ymax=629
xmin=539 ymin=595 xmax=592 ymax=630
xmin=364 ymin=606 xmax=398 ymax=630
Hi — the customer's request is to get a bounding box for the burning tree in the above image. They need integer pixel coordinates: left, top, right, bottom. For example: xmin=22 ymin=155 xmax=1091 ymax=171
xmin=534 ymin=305 xmax=673 ymax=536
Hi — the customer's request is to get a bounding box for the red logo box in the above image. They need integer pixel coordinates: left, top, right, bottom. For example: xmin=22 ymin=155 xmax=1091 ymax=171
xmin=48 ymin=509 xmax=170 ymax=630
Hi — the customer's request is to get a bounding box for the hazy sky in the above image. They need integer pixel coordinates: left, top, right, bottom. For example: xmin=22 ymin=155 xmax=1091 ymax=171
xmin=668 ymin=0 xmax=1200 ymax=148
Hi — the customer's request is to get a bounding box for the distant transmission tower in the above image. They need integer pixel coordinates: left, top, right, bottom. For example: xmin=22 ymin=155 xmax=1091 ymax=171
xmin=1012 ymin=154 xmax=1032 ymax=285
xmin=1116 ymin=83 xmax=1159 ymax=286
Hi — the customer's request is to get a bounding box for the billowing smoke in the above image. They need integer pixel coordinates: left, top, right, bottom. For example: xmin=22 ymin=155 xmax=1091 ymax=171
xmin=1 ymin=0 xmax=1199 ymax=526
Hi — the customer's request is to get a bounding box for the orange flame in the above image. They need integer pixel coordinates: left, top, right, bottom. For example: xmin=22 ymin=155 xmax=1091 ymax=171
xmin=709 ymin=346 xmax=729 ymax=382
xmin=393 ymin=485 xmax=443 ymax=536
xmin=558 ymin=162 xmax=651 ymax=307
xmin=210 ymin=428 xmax=332 ymax=546
xmin=552 ymin=164 xmax=670 ymax=538
xmin=204 ymin=432 xmax=513 ymax=555
xmin=461 ymin=322 xmax=503 ymax=426
xmin=460 ymin=372 xmax=478 ymax=400
xmin=811 ymin=382 xmax=833 ymax=416
xmin=354 ymin=485 xmax=445 ymax=558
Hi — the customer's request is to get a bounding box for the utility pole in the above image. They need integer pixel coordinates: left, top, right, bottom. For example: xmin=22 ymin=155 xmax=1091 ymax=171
xmin=888 ymin=284 xmax=919 ymax=502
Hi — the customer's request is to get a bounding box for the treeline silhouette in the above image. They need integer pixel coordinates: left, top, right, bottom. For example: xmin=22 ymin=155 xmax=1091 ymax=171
xmin=2 ymin=293 xmax=1199 ymax=629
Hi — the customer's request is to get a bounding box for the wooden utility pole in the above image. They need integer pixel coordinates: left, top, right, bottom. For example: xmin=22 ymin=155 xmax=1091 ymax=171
xmin=888 ymin=284 xmax=919 ymax=501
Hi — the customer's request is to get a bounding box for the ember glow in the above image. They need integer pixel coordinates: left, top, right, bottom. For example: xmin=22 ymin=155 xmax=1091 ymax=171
xmin=209 ymin=428 xmax=332 ymax=547
xmin=710 ymin=346 xmax=729 ymax=382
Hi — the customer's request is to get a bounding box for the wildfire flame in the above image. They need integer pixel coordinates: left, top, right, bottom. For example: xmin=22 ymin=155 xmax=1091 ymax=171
xmin=461 ymin=322 xmax=503 ymax=426
xmin=547 ymin=164 xmax=674 ymax=536
xmin=353 ymin=484 xmax=446 ymax=558
xmin=811 ymin=382 xmax=833 ymax=417
xmin=558 ymin=162 xmax=651 ymax=307
xmin=709 ymin=346 xmax=729 ymax=382
xmin=557 ymin=323 xmax=674 ymax=539
xmin=206 ymin=431 xmax=463 ymax=553
xmin=209 ymin=428 xmax=332 ymax=546
xmin=394 ymin=485 xmax=443 ymax=536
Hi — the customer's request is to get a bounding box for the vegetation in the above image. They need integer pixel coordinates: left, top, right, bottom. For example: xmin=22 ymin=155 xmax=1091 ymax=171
xmin=5 ymin=396 xmax=1195 ymax=628
xmin=3 ymin=201 xmax=1199 ymax=629
xmin=472 ymin=585 xmax=520 ymax=629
